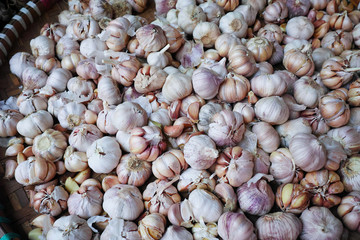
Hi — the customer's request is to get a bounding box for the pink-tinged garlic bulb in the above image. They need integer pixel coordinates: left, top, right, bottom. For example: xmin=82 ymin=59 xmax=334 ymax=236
xmin=218 ymin=73 xmax=250 ymax=103
xmin=139 ymin=213 xmax=167 ymax=240
xmin=86 ymin=136 xmax=122 ymax=174
xmin=116 ymin=154 xmax=151 ymax=186
xmin=100 ymin=218 xmax=141 ymax=240
xmin=9 ymin=52 xmax=36 ymax=80
xmin=177 ymin=5 xmax=206 ymax=35
xmin=143 ymin=179 xmax=181 ymax=215
xmin=199 ymin=1 xmax=224 ymax=25
xmin=276 ymin=183 xmax=310 ymax=214
xmin=340 ymin=155 xmax=360 ymax=192
xmin=219 ymin=12 xmax=247 ymax=38
xmin=263 ymin=1 xmax=288 ymax=24
xmin=103 ymin=184 xmax=144 ymax=220
xmin=258 ymin=24 xmax=283 ymax=43
xmin=64 ymin=147 xmax=88 ymax=172
xmin=97 ymin=104 xmax=117 ymax=135
xmin=58 ymin=102 xmax=86 ymax=130
xmin=310 ymin=0 xmax=329 ymax=10
xmin=337 ymin=191 xmax=360 ymax=232
xmin=228 ymin=45 xmax=258 ymax=77
xmin=193 ymin=22 xmax=220 ymax=48
xmin=318 ymin=135 xmax=347 ymax=171
xmin=283 ymin=47 xmax=314 ymax=77
xmin=289 ymin=133 xmax=326 ymax=172
xmin=56 ymin=36 xmax=79 ymax=60
xmin=319 ymin=93 xmax=350 ymax=128
xmin=293 ymin=76 xmax=326 ymax=108
xmin=192 ymin=67 xmax=224 ymax=100
xmin=208 ymin=110 xmax=245 ymax=147
xmin=300 ymin=207 xmax=343 ymax=240
xmin=320 ymin=57 xmax=354 ymax=89
xmin=256 ymin=212 xmax=302 ymax=240
xmin=321 ymin=30 xmax=353 ymax=56
xmin=183 ymin=134 xmax=218 ymax=170
xmin=213 ymin=183 xmax=237 ymax=212
xmin=127 ymin=37 xmax=149 ymax=58
xmin=134 ymin=65 xmax=168 ymax=94
xmin=251 ymin=73 xmax=287 ymax=98
xmin=216 ymin=0 xmax=239 ymax=11
xmin=97 ymin=76 xmax=122 ymax=105
xmin=46 ymin=68 xmax=72 ymax=93
xmin=152 ymin=149 xmax=188 ymax=179
xmin=252 ymin=122 xmax=280 ymax=153
xmin=76 ymin=59 xmax=99 ymax=81
xmin=175 ymin=40 xmax=204 ymax=68
xmin=67 ymin=77 xmax=95 ymax=101
xmin=327 ymin=126 xmax=360 ymax=155
xmin=300 ymin=108 xmax=330 ymax=135
xmin=136 ymin=24 xmax=167 ymax=51
xmin=30 ymin=35 xmax=55 ymax=57
xmin=111 ymin=55 xmax=141 ymax=86
xmin=155 ymin=0 xmax=177 ymax=16
xmin=237 ymin=174 xmax=275 ymax=216
xmin=197 ymin=102 xmax=224 ymax=132
xmin=233 ymin=102 xmax=255 ymax=124
xmin=32 ymin=185 xmax=68 ymax=216
xmin=89 ymin=0 xmax=113 ymax=21
xmin=80 ymin=37 xmax=108 ymax=59
xmin=276 ymin=118 xmax=312 ymax=147
xmin=162 ymin=225 xmax=192 ymax=240
xmin=32 ymin=129 xmax=67 ymax=161
xmin=246 ymin=37 xmax=273 ymax=62
xmin=102 ymin=17 xmax=130 ymax=51
xmin=162 ymin=72 xmax=193 ymax=102
xmin=286 ymin=0 xmax=311 ymax=17
xmin=215 ymin=146 xmax=254 ymax=187
xmin=218 ymin=211 xmax=256 ymax=240
xmin=253 ymin=149 xmax=271 ymax=175
xmin=21 ymin=67 xmax=48 ymax=90
xmin=46 ymin=215 xmax=92 ymax=240
xmin=61 ymin=52 xmax=86 ymax=73
xmin=16 ymin=90 xmax=47 ymax=116
xmin=16 ymin=110 xmax=53 ymax=138
xmin=69 ymin=124 xmax=103 ymax=152
xmin=177 ymin=168 xmax=216 ymax=193
xmin=66 ymin=16 xmax=100 ymax=41
xmin=255 ymin=96 xmax=290 ymax=125
xmin=15 ymin=157 xmax=56 ymax=186
xmin=330 ymin=11 xmax=353 ymax=31
xmin=111 ymin=102 xmax=147 ymax=132
xmin=215 ymin=33 xmax=241 ymax=58
xmin=287 ymin=16 xmax=314 ymax=40
xmin=35 ymin=55 xmax=61 ymax=74
xmin=68 ymin=185 xmax=103 ymax=219
xmin=87 ymin=99 xmax=104 ymax=114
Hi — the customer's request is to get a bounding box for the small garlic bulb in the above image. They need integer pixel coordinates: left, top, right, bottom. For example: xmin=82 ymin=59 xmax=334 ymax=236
xmin=215 ymin=33 xmax=241 ymax=57
xmin=251 ymin=73 xmax=287 ymax=97
xmin=103 ymin=184 xmax=144 ymax=220
xmin=9 ymin=52 xmax=36 ymax=80
xmin=134 ymin=65 xmax=168 ymax=94
xmin=252 ymin=122 xmax=280 ymax=153
xmin=183 ymin=134 xmax=219 ymax=170
xmin=87 ymin=136 xmax=122 ymax=174
xmin=97 ymin=76 xmax=122 ymax=105
xmin=286 ymin=16 xmax=314 ymax=40
xmin=218 ymin=211 xmax=256 ymax=240
xmin=69 ymin=124 xmax=103 ymax=152
xmin=293 ymin=76 xmax=325 ymax=108
xmin=254 ymin=96 xmax=290 ymax=125
xmin=256 ymin=212 xmax=302 ymax=240
xmin=68 ymin=185 xmax=103 ymax=218
xmin=162 ymin=72 xmax=192 ymax=102
xmin=136 ymin=24 xmax=167 ymax=52
xmin=147 ymin=44 xmax=171 ymax=69
xmin=257 ymin=24 xmax=283 ymax=43
xmin=32 ymin=129 xmax=67 ymax=161
xmin=116 ymin=154 xmax=152 ymax=186
xmin=218 ymin=73 xmax=250 ymax=103
xmin=16 ymin=110 xmax=53 ymax=138
xmin=111 ymin=102 xmax=147 ymax=132
xmin=139 ymin=213 xmax=167 ymax=240
xmin=263 ymin=1 xmax=288 ymax=24
xmin=46 ymin=215 xmax=92 ymax=240
xmin=178 ymin=5 xmax=206 ymax=35
xmin=227 ymin=45 xmax=258 ymax=77
xmin=246 ymin=37 xmax=273 ymax=62
xmin=30 ymin=35 xmax=55 ymax=57
xmin=193 ymin=22 xmax=221 ymax=48
xmin=300 ymin=207 xmax=343 ymax=240
xmin=283 ymin=48 xmax=315 ymax=77
xmin=219 ymin=12 xmax=248 ymax=38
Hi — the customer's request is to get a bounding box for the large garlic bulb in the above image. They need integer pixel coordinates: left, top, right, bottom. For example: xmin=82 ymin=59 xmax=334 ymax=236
xmin=46 ymin=215 xmax=92 ymax=240
xmin=218 ymin=211 xmax=256 ymax=240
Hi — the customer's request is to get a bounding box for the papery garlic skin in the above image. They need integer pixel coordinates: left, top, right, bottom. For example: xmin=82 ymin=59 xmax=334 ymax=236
xmin=218 ymin=211 xmax=256 ymax=240
xmin=293 ymin=76 xmax=325 ymax=108
xmin=162 ymin=225 xmax=193 ymax=240
xmin=46 ymin=215 xmax=92 ymax=240
xmin=177 ymin=168 xmax=216 ymax=193
xmin=263 ymin=1 xmax=288 ymax=24
xmin=136 ymin=24 xmax=167 ymax=52
xmin=32 ymin=185 xmax=68 ymax=217
xmin=286 ymin=16 xmax=314 ymax=40
xmin=276 ymin=118 xmax=312 ymax=147
xmin=139 ymin=213 xmax=167 ymax=240
xmin=270 ymin=148 xmax=300 ymax=184
xmin=289 ymin=133 xmax=326 ymax=172
xmin=152 ymin=149 xmax=187 ymax=180
xmin=256 ymin=212 xmax=302 ymax=240
xmin=134 ymin=65 xmax=168 ymax=94
xmin=183 ymin=134 xmax=219 ymax=170
xmin=22 ymin=67 xmax=48 ymax=90
xmin=67 ymin=185 xmax=103 ymax=219
xmin=86 ymin=136 xmax=122 ymax=174
xmin=218 ymin=73 xmax=250 ymax=103
xmin=32 ymin=129 xmax=67 ymax=161
xmin=46 ymin=68 xmax=72 ymax=92
xmin=111 ymin=102 xmax=147 ymax=132
xmin=162 ymin=72 xmax=193 ymax=102
xmin=16 ymin=110 xmax=53 ymax=139
xmin=188 ymin=189 xmax=223 ymax=223
xmin=300 ymin=207 xmax=343 ymax=240
xmin=100 ymin=218 xmax=141 ymax=240
xmin=30 ymin=35 xmax=55 ymax=57
xmin=219 ymin=12 xmax=248 ymax=38
xmin=15 ymin=157 xmax=56 ymax=186
xmin=252 ymin=122 xmax=280 ymax=153
xmin=64 ymin=147 xmax=88 ymax=172
xmin=116 ymin=154 xmax=152 ymax=186
xmin=0 ymin=110 xmax=23 ymax=137
xmin=255 ymin=96 xmax=290 ymax=125
xmin=97 ymin=76 xmax=122 ymax=105
xmin=327 ymin=126 xmax=360 ymax=155
xmin=69 ymin=124 xmax=103 ymax=152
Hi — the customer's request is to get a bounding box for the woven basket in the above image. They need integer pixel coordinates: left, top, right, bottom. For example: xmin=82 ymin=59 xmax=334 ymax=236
xmin=0 ymin=0 xmax=155 ymax=238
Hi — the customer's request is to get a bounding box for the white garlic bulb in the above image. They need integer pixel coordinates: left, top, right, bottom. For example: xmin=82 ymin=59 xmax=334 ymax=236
xmin=178 ymin=5 xmax=206 ymax=34
xmin=193 ymin=22 xmax=221 ymax=48
xmin=219 ymin=12 xmax=248 ymax=38
xmin=97 ymin=76 xmax=122 ymax=105
xmin=100 ymin=218 xmax=141 ymax=240
xmin=276 ymin=118 xmax=312 ymax=147
xmin=58 ymin=102 xmax=87 ymax=130
xmin=46 ymin=68 xmax=72 ymax=92
xmin=69 ymin=124 xmax=103 ymax=152
xmin=16 ymin=110 xmax=54 ymax=138
xmin=162 ymin=226 xmax=193 ymax=240
xmin=188 ymin=189 xmax=223 ymax=223
xmin=46 ymin=215 xmax=92 ymax=240
xmin=111 ymin=102 xmax=148 ymax=132
xmin=32 ymin=129 xmax=67 ymax=161
xmin=254 ymin=96 xmax=290 ymax=125
xmin=9 ymin=52 xmax=35 ymax=80
xmin=68 ymin=185 xmax=103 ymax=219
xmin=218 ymin=211 xmax=256 ymax=240
xmin=80 ymin=37 xmax=108 ymax=58
xmin=30 ymin=36 xmax=55 ymax=57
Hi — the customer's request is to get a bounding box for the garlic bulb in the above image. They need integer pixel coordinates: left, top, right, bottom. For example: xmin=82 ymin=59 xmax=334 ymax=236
xmin=321 ymin=30 xmax=353 ymax=56
xmin=30 ymin=35 xmax=55 ymax=57
xmin=178 ymin=5 xmax=206 ymax=35
xmin=208 ymin=110 xmax=245 ymax=147
xmin=101 ymin=218 xmax=141 ymax=240
xmin=155 ymin=0 xmax=177 ymax=16
xmin=199 ymin=1 xmax=224 ymax=25
xmin=111 ymin=102 xmax=147 ymax=132
xmin=89 ymin=0 xmax=113 ymax=20
xmin=162 ymin=72 xmax=192 ymax=102
xmin=263 ymin=1 xmax=288 ymax=24
xmin=289 ymin=133 xmax=326 ymax=172
xmin=67 ymin=77 xmax=95 ymax=101
xmin=301 ymin=108 xmax=330 ymax=135
xmin=32 ymin=185 xmax=68 ymax=217
xmin=216 ymin=0 xmax=239 ymax=11
xmin=16 ymin=89 xmax=47 ymax=115
xmin=246 ymin=37 xmax=273 ymax=62
xmin=233 ymin=102 xmax=255 ymax=124
xmin=252 ymin=122 xmax=280 ymax=153
xmin=116 ymin=153 xmax=152 ymax=186
xmin=219 ymin=12 xmax=248 ymax=38
xmin=256 ymin=212 xmax=302 ymax=240
xmin=46 ymin=215 xmax=92 ymax=240
xmin=64 ymin=147 xmax=88 ymax=172
xmin=32 ymin=129 xmax=67 ymax=161
xmin=227 ymin=45 xmax=258 ymax=77
xmin=56 ymin=36 xmax=79 ymax=60
xmin=283 ymin=47 xmax=315 ymax=77
xmin=183 ymin=134 xmax=218 ymax=170
xmin=61 ymin=52 xmax=86 ymax=73
xmin=175 ymin=40 xmax=204 ymax=68
xmin=349 ymin=79 xmax=360 ymax=107
xmin=139 ymin=213 xmax=167 ymax=240
xmin=300 ymin=207 xmax=343 ymax=240
xmin=103 ymin=184 xmax=144 ymax=220
xmin=147 ymin=44 xmax=171 ymax=69
xmin=97 ymin=76 xmax=122 ymax=105
xmin=319 ymin=135 xmax=347 ymax=171
xmin=251 ymin=73 xmax=287 ymax=98
xmin=46 ymin=68 xmax=72 ymax=92
xmin=68 ymin=185 xmax=103 ymax=219
xmin=66 ymin=16 xmax=100 ymax=41
xmin=41 ymin=23 xmax=66 ymax=42
xmin=15 ymin=157 xmax=56 ymax=186
xmin=152 ymin=149 xmax=186 ymax=180
xmin=9 ymin=52 xmax=36 ymax=80
xmin=340 ymin=155 xmax=360 ymax=192
xmin=149 ymin=108 xmax=172 ymax=127
xmin=134 ymin=65 xmax=168 ymax=94
xmin=86 ymin=136 xmax=122 ymax=173
xmin=69 ymin=124 xmax=103 ymax=152
xmin=177 ymin=168 xmax=216 ymax=193
xmin=320 ymin=57 xmax=354 ymax=89
xmin=327 ymin=126 xmax=360 ymax=155
xmin=312 ymin=48 xmax=335 ymax=71
xmin=337 ymin=191 xmax=360 ymax=232
xmin=111 ymin=54 xmax=141 ymax=86
xmin=192 ymin=67 xmax=223 ymax=100
xmin=293 ymin=76 xmax=325 ymax=108
xmin=35 ymin=55 xmax=61 ymax=74
xmin=319 ymin=92 xmax=350 ymax=128
xmin=276 ymin=118 xmax=312 ymax=147
xmin=102 ymin=17 xmax=130 ymax=51
xmin=58 ymin=102 xmax=86 ymax=130
xmin=257 ymin=23 xmax=283 ymax=43
xmin=218 ymin=211 xmax=256 ymax=240
xmin=286 ymin=16 xmax=314 ymax=40
xmin=214 ymin=33 xmax=241 ymax=57
xmin=215 ymin=146 xmax=254 ymax=187
xmin=136 ymin=24 xmax=167 ymax=52
xmin=218 ymin=73 xmax=250 ymax=103
xmin=162 ymin=225 xmax=192 ymax=240
xmin=193 ymin=22 xmax=220 ymax=48
xmin=80 ymin=38 xmax=108 ymax=59
xmin=22 ymin=67 xmax=48 ymax=90
xmin=255 ymin=96 xmax=290 ymax=125
xmin=16 ymin=110 xmax=53 ymax=138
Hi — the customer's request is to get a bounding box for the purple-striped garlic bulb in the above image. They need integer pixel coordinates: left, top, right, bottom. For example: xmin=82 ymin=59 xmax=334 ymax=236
xmin=217 ymin=211 xmax=256 ymax=240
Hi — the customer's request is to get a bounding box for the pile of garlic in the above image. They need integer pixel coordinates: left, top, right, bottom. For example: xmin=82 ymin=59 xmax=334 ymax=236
xmin=2 ymin=0 xmax=360 ymax=239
